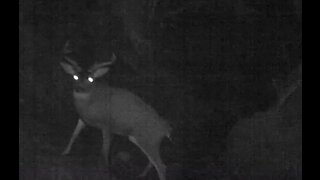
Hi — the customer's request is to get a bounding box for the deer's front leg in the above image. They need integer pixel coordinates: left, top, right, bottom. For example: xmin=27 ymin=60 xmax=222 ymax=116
xmin=62 ymin=119 xmax=86 ymax=155
xmin=102 ymin=129 xmax=111 ymax=167
xmin=138 ymin=162 xmax=153 ymax=177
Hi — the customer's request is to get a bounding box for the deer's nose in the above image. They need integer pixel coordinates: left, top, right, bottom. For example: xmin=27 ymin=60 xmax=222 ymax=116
xmin=74 ymin=83 xmax=87 ymax=92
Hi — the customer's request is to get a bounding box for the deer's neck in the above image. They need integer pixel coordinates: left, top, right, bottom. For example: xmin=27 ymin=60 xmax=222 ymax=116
xmin=73 ymin=91 xmax=92 ymax=108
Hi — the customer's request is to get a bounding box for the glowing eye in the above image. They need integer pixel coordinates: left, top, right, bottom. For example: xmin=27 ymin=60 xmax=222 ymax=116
xmin=88 ymin=77 xmax=94 ymax=82
xmin=73 ymin=75 xmax=79 ymax=80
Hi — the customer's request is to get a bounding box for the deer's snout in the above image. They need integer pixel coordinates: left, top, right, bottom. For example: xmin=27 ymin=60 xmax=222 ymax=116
xmin=74 ymin=82 xmax=90 ymax=92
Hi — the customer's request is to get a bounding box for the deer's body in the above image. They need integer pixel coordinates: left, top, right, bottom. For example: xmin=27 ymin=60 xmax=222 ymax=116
xmin=73 ymin=85 xmax=170 ymax=139
xmin=60 ymin=42 xmax=170 ymax=180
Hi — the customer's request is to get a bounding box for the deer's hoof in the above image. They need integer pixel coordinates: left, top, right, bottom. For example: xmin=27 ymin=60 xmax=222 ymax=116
xmin=137 ymin=173 xmax=147 ymax=178
xmin=61 ymin=151 xmax=70 ymax=156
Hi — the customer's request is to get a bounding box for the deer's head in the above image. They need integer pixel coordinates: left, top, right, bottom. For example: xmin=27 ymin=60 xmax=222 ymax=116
xmin=60 ymin=41 xmax=116 ymax=93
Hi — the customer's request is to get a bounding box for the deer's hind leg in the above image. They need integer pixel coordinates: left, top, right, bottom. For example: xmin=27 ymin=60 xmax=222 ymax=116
xmin=129 ymin=135 xmax=166 ymax=180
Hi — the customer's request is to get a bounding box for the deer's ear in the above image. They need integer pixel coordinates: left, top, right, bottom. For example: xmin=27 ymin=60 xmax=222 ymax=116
xmin=91 ymin=67 xmax=110 ymax=78
xmin=60 ymin=61 xmax=77 ymax=75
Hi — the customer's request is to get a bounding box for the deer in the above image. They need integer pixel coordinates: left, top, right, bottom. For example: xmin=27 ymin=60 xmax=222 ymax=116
xmin=59 ymin=41 xmax=171 ymax=180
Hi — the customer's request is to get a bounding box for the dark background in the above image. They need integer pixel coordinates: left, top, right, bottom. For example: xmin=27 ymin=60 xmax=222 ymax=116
xmin=19 ymin=0 xmax=302 ymax=179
